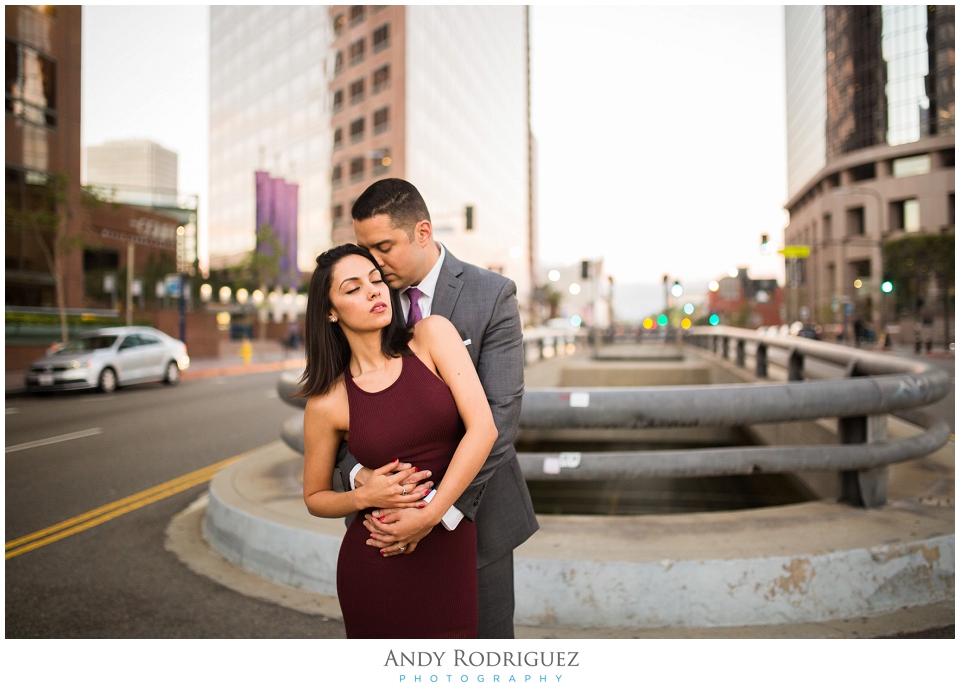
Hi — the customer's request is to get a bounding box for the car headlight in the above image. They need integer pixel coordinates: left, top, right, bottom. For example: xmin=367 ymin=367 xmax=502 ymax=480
xmin=70 ymin=360 xmax=81 ymax=369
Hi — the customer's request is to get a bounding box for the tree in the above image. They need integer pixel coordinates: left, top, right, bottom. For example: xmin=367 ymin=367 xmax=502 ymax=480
xmin=884 ymin=234 xmax=955 ymax=348
xmin=542 ymin=283 xmax=563 ymax=319
xmin=5 ymin=174 xmax=79 ymax=344
xmin=243 ymin=223 xmax=284 ymax=338
xmin=244 ymin=223 xmax=283 ymax=291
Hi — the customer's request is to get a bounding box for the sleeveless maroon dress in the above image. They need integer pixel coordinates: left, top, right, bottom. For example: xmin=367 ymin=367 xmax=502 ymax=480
xmin=337 ymin=353 xmax=478 ymax=638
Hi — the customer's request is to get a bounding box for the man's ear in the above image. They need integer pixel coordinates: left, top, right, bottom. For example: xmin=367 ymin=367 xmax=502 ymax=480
xmin=414 ymin=220 xmax=433 ymax=248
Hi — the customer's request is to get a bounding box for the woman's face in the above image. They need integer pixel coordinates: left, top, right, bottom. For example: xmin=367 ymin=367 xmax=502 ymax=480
xmin=327 ymin=253 xmax=393 ymax=333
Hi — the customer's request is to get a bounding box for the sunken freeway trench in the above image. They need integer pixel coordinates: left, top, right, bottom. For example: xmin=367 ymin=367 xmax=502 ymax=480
xmin=5 ymin=371 xmax=344 ymax=638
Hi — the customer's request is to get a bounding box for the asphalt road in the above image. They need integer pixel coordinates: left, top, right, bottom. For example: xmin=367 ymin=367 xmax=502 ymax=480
xmin=5 ymin=371 xmax=345 ymax=638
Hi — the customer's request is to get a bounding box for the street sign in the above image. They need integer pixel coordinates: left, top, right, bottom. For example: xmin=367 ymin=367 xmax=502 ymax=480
xmin=165 ymin=273 xmax=182 ymax=298
xmin=779 ymin=245 xmax=810 ymax=258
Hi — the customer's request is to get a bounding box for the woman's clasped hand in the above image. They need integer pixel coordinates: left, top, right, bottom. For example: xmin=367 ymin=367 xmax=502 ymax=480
xmin=356 ymin=460 xmax=433 ymax=510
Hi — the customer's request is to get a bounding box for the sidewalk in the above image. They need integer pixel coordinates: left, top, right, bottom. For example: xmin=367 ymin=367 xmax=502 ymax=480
xmin=5 ymin=338 xmax=305 ymax=396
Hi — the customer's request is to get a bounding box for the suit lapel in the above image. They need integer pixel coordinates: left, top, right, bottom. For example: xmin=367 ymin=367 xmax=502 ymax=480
xmin=431 ymin=249 xmax=464 ymax=320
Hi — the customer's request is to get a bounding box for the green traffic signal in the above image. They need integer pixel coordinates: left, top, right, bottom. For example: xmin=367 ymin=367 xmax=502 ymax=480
xmin=881 ymin=281 xmax=893 ymax=293
xmin=709 ymin=314 xmax=720 ymax=326
xmin=657 ymin=314 xmax=669 ymax=326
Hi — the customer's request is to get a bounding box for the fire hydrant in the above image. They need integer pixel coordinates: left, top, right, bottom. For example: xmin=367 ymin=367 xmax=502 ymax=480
xmin=240 ymin=337 xmax=253 ymax=365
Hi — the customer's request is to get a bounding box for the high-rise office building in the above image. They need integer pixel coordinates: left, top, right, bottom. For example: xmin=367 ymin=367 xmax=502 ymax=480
xmin=84 ymin=139 xmax=178 ymax=202
xmin=209 ymin=5 xmax=533 ymax=299
xmin=5 ymin=5 xmax=83 ymax=308
xmin=209 ymin=5 xmax=332 ymax=272
xmin=783 ymin=5 xmax=954 ymax=339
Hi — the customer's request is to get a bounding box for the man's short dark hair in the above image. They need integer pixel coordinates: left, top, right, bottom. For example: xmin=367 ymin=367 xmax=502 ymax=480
xmin=351 ymin=178 xmax=431 ymax=239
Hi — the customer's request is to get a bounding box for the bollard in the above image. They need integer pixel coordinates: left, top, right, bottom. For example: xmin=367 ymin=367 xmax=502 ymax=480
xmin=755 ymin=343 xmax=768 ymax=378
xmin=240 ymin=338 xmax=253 ymax=365
xmin=787 ymin=348 xmax=804 ymax=381
xmin=736 ymin=339 xmax=746 ymax=367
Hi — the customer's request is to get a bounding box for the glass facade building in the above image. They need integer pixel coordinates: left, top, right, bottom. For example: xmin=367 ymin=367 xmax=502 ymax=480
xmin=210 ymin=5 xmax=532 ymax=300
xmin=785 ymin=5 xmax=827 ymax=200
xmin=404 ymin=6 xmax=530 ymax=292
xmin=782 ymin=5 xmax=954 ymax=343
xmin=208 ymin=6 xmax=333 ymax=271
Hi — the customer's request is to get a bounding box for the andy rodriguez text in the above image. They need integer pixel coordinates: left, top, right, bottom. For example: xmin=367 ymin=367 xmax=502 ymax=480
xmin=384 ymin=650 xmax=580 ymax=668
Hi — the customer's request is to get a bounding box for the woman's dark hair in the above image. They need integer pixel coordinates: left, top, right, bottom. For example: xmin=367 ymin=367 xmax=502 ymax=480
xmin=297 ymin=244 xmax=412 ymax=398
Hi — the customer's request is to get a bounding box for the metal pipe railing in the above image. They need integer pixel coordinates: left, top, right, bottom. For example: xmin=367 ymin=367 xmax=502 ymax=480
xmin=276 ymin=329 xmax=951 ymax=509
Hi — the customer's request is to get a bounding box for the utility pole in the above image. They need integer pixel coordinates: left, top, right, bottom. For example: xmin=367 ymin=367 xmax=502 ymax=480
xmin=126 ymin=241 xmax=134 ymax=326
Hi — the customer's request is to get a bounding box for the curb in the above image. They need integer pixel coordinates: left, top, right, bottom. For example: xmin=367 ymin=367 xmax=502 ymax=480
xmin=201 ymin=441 xmax=955 ymax=631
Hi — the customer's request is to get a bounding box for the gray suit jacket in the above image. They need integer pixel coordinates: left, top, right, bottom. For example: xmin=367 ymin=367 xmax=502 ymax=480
xmin=336 ymin=249 xmax=539 ymax=568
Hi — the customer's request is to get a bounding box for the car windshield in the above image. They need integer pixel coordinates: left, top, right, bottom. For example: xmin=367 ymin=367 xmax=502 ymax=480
xmin=57 ymin=335 xmax=119 ymax=353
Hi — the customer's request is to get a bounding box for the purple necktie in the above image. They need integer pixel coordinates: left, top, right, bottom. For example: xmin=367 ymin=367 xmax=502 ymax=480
xmin=405 ymin=287 xmax=424 ymax=327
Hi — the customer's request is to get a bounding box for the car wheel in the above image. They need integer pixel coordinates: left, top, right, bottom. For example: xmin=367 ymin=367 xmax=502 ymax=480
xmin=98 ymin=367 xmax=118 ymax=394
xmin=163 ymin=361 xmax=180 ymax=385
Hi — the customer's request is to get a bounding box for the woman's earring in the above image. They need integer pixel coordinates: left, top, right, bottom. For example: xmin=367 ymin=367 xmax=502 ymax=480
xmin=328 ymin=316 xmax=337 ymax=323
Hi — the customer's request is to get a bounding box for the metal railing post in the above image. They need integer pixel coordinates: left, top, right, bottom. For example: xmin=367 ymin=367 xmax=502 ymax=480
xmin=787 ymin=348 xmax=804 ymax=381
xmin=755 ymin=343 xmax=768 ymax=378
xmin=712 ymin=335 xmax=718 ymax=354
xmin=736 ymin=339 xmax=746 ymax=367
xmin=722 ymin=336 xmax=729 ymax=360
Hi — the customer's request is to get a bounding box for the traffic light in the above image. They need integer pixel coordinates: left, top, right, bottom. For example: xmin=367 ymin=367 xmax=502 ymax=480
xmin=760 ymin=233 xmax=771 ymax=255
xmin=465 ymin=206 xmax=474 ymax=231
xmin=581 ymin=261 xmax=590 ymax=280
xmin=709 ymin=314 xmax=720 ymax=326
xmin=881 ymin=280 xmax=894 ymax=293
xmin=657 ymin=314 xmax=668 ymax=327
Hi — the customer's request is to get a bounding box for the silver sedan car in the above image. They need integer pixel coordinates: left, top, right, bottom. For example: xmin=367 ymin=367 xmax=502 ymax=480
xmin=25 ymin=327 xmax=190 ymax=394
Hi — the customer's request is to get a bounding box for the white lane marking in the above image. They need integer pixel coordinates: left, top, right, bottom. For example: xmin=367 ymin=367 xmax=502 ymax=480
xmin=6 ymin=408 xmax=19 ymax=415
xmin=5 ymin=428 xmax=103 ymax=453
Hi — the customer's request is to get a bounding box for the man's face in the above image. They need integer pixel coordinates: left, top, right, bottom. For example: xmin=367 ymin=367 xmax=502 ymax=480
xmin=353 ymin=214 xmax=427 ymax=290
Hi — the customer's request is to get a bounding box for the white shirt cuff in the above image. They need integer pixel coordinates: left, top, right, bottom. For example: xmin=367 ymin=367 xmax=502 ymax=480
xmin=424 ymin=490 xmax=464 ymax=530
xmin=348 ymin=463 xmax=362 ymax=491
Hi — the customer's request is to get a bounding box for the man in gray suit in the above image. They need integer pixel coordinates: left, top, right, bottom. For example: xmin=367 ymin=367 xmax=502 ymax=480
xmin=336 ymin=178 xmax=538 ymax=638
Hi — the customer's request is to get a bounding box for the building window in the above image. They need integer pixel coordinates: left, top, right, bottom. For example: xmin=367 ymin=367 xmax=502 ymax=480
xmin=850 ymin=163 xmax=875 ymax=181
xmin=372 ymin=149 xmax=391 ymax=176
xmin=350 ymin=117 xmax=365 ymax=143
xmin=350 ymin=158 xmax=365 ymax=183
xmin=349 ymin=6 xmax=365 ymax=26
xmin=333 ymin=51 xmax=343 ymax=76
xmin=949 ymin=193 xmax=955 ymax=229
xmin=903 ymin=199 xmax=920 ymax=232
xmin=333 ymin=128 xmax=343 ymax=150
xmin=373 ymin=107 xmax=388 ymax=134
xmin=823 ymin=213 xmax=832 ymax=240
xmin=349 ymin=38 xmax=365 ymax=66
xmin=333 ymin=14 xmax=346 ymax=36
xmin=332 ymin=164 xmax=343 ymax=188
xmin=373 ymin=24 xmax=390 ymax=53
xmin=332 ymin=204 xmax=344 ymax=227
xmin=332 ymin=89 xmax=343 ymax=113
xmin=5 ymin=40 xmax=57 ymax=128
xmin=892 ymin=154 xmax=931 ymax=178
xmin=846 ymin=206 xmax=865 ymax=236
xmin=372 ymin=65 xmax=390 ymax=93
xmin=349 ymin=78 xmax=365 ymax=104
xmin=943 ymin=149 xmax=955 ymax=168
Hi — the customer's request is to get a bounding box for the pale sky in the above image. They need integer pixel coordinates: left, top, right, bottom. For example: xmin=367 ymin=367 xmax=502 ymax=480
xmin=82 ymin=4 xmax=788 ymax=288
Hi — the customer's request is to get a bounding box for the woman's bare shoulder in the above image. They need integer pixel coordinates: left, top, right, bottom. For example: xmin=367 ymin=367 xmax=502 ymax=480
xmin=304 ymin=377 xmax=348 ymax=423
xmin=413 ymin=314 xmax=458 ymax=341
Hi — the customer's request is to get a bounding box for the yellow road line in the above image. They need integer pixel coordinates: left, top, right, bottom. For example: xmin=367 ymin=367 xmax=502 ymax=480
xmin=5 ymin=450 xmax=250 ymax=560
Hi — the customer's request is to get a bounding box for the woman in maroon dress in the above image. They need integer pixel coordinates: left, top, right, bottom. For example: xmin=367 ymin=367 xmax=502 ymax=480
xmin=298 ymin=244 xmax=497 ymax=638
